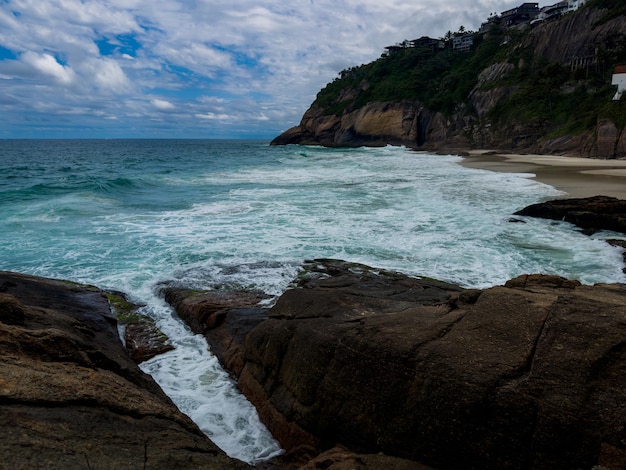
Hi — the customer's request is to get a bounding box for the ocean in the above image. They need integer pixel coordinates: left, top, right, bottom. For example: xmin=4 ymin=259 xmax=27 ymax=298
xmin=1 ymin=139 xmax=624 ymax=463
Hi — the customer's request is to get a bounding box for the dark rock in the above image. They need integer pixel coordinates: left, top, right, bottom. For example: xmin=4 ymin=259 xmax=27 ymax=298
xmin=0 ymin=271 xmax=249 ymax=470
xmin=0 ymin=293 xmax=26 ymax=325
xmin=298 ymin=446 xmax=435 ymax=470
xmin=167 ymin=260 xmax=626 ymax=470
xmin=514 ymin=195 xmax=626 ymax=234
xmin=607 ymin=239 xmax=626 ymax=273
xmin=160 ymin=286 xmax=271 ymax=377
xmin=123 ymin=320 xmax=175 ymax=363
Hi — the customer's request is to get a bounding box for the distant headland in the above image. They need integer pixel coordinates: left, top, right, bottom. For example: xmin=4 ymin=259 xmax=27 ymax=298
xmin=272 ymin=0 xmax=626 ymax=159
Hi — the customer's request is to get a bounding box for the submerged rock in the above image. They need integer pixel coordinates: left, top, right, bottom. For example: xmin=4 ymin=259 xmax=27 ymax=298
xmin=0 ymin=271 xmax=248 ymax=469
xmin=165 ymin=259 xmax=626 ymax=470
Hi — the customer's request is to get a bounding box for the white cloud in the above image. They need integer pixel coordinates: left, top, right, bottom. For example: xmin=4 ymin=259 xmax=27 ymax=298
xmin=152 ymin=98 xmax=175 ymax=111
xmin=196 ymin=112 xmax=233 ymax=121
xmin=21 ymin=51 xmax=76 ymax=85
xmin=77 ymin=57 xmax=132 ymax=93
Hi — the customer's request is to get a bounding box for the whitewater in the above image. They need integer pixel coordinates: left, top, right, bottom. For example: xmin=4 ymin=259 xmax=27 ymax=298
xmin=1 ymin=139 xmax=625 ymax=463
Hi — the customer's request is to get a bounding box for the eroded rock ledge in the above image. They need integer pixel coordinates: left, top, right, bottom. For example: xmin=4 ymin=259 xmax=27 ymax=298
xmin=0 ymin=271 xmax=248 ymax=470
xmin=515 ymin=195 xmax=626 ymax=235
xmin=164 ymin=259 xmax=626 ymax=470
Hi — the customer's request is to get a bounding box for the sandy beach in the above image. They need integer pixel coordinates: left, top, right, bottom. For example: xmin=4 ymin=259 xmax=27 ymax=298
xmin=460 ymin=151 xmax=626 ymax=199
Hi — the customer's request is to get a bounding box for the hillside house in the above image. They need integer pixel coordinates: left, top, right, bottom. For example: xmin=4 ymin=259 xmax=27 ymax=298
xmin=501 ymin=2 xmax=540 ymax=27
xmin=532 ymin=1 xmax=569 ymax=24
xmin=612 ymin=65 xmax=626 ymax=100
xmin=412 ymin=36 xmax=445 ymax=52
xmin=382 ymin=36 xmax=445 ymax=57
xmin=568 ymin=0 xmax=587 ymax=12
xmin=383 ymin=40 xmax=411 ymax=56
xmin=453 ymin=34 xmax=474 ymax=53
xmin=383 ymin=45 xmax=404 ymax=56
xmin=480 ymin=14 xmax=502 ymax=33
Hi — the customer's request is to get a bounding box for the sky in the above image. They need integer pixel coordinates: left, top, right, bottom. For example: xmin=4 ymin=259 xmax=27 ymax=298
xmin=0 ymin=0 xmax=522 ymax=139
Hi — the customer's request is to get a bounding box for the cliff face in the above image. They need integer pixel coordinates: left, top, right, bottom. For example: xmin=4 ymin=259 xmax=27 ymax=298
xmin=271 ymin=101 xmax=432 ymax=148
xmin=524 ymin=6 xmax=626 ymax=66
xmin=272 ymin=4 xmax=626 ymax=158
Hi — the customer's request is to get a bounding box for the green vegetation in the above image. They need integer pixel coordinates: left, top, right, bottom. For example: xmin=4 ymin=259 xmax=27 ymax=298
xmin=314 ymin=25 xmax=512 ymax=116
xmin=107 ymin=291 xmax=172 ymax=349
xmin=106 ymin=291 xmax=142 ymax=324
xmin=599 ymin=97 xmax=626 ymax=129
xmin=313 ymin=7 xmax=626 ymax=141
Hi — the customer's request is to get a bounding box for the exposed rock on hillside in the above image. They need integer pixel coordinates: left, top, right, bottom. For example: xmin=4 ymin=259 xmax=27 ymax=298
xmin=0 ymin=271 xmax=248 ymax=469
xmin=523 ymin=6 xmax=626 ymax=67
xmin=166 ymin=259 xmax=626 ymax=470
xmin=271 ymin=101 xmax=431 ymax=148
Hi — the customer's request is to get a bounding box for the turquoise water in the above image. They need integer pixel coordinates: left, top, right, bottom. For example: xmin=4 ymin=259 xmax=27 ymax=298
xmin=1 ymin=139 xmax=625 ymax=462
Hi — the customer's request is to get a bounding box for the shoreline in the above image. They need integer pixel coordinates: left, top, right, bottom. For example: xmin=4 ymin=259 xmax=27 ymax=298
xmin=459 ymin=151 xmax=626 ymax=199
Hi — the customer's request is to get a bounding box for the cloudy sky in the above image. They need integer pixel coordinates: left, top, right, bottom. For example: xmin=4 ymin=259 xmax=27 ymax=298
xmin=0 ymin=0 xmax=521 ymax=139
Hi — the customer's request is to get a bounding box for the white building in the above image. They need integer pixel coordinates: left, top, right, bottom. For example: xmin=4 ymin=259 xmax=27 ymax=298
xmin=568 ymin=0 xmax=587 ymax=12
xmin=612 ymin=66 xmax=626 ymax=101
xmin=536 ymin=1 xmax=569 ymax=23
xmin=453 ymin=34 xmax=474 ymax=53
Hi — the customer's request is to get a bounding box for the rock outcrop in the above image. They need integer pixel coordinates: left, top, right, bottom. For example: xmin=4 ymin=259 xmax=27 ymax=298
xmin=165 ymin=259 xmax=626 ymax=470
xmin=515 ymin=195 xmax=626 ymax=234
xmin=271 ymin=101 xmax=432 ymax=148
xmin=0 ymin=271 xmax=248 ymax=469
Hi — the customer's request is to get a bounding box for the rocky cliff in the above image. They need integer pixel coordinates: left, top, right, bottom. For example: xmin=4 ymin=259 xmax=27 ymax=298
xmin=272 ymin=3 xmax=626 ymax=158
xmin=0 ymin=271 xmax=248 ymax=469
xmin=164 ymin=259 xmax=626 ymax=470
xmin=271 ymin=101 xmax=433 ymax=148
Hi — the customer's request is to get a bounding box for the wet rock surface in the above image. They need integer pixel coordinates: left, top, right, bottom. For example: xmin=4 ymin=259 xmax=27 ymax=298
xmin=0 ymin=271 xmax=248 ymax=470
xmin=515 ymin=195 xmax=626 ymax=234
xmin=166 ymin=259 xmax=626 ymax=470
xmin=106 ymin=290 xmax=174 ymax=363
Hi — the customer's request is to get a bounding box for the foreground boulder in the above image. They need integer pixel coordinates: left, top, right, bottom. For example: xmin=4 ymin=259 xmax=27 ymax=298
xmin=515 ymin=195 xmax=626 ymax=234
xmin=165 ymin=259 xmax=626 ymax=470
xmin=0 ymin=271 xmax=248 ymax=469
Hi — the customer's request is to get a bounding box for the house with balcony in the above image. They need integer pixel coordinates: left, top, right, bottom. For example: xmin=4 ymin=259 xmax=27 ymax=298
xmin=382 ymin=36 xmax=446 ymax=57
xmin=411 ymin=36 xmax=446 ymax=52
xmin=568 ymin=0 xmax=587 ymax=12
xmin=501 ymin=2 xmax=540 ymax=27
xmin=532 ymin=1 xmax=569 ymax=24
xmin=453 ymin=34 xmax=474 ymax=53
xmin=480 ymin=14 xmax=502 ymax=33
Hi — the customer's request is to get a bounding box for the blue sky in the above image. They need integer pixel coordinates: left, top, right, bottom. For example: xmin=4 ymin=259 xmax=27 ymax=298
xmin=0 ymin=0 xmax=520 ymax=139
